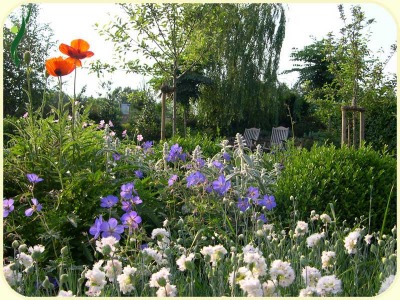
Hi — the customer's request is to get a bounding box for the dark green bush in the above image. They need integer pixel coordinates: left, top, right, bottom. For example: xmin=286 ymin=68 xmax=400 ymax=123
xmin=274 ymin=144 xmax=396 ymax=233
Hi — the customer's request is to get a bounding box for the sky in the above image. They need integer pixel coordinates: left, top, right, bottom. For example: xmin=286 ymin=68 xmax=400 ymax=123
xmin=3 ymin=2 xmax=398 ymax=97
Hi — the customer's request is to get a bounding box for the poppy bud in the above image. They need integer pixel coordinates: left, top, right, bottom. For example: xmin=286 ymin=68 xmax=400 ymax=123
xmin=12 ymin=240 xmax=19 ymax=249
xmin=60 ymin=274 xmax=69 ymax=285
xmin=24 ymin=51 xmax=31 ymax=65
xmin=61 ymin=246 xmax=69 ymax=257
xmin=18 ymin=244 xmax=28 ymax=253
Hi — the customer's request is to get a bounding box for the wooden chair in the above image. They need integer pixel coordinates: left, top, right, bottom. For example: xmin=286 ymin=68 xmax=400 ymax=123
xmin=265 ymin=126 xmax=289 ymax=151
xmin=243 ymin=128 xmax=260 ymax=149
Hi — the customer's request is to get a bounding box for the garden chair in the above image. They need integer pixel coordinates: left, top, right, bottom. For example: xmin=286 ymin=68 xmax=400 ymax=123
xmin=243 ymin=128 xmax=261 ymax=149
xmin=264 ymin=126 xmax=289 ymax=151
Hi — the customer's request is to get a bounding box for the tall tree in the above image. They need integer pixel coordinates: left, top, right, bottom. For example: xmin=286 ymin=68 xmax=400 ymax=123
xmin=3 ymin=4 xmax=55 ymax=117
xmin=94 ymin=3 xmax=211 ymax=137
xmin=196 ymin=3 xmax=286 ymax=135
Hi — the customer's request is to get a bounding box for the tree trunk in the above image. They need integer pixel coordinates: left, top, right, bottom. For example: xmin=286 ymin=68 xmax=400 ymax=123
xmin=172 ymin=63 xmax=178 ymax=136
xmin=161 ymin=91 xmax=166 ymax=140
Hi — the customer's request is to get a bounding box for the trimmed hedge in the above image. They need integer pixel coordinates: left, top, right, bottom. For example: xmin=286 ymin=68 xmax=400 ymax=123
xmin=274 ymin=144 xmax=396 ymax=233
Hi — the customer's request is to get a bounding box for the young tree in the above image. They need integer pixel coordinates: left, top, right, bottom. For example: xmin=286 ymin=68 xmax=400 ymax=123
xmin=94 ymin=3 xmax=211 ymax=137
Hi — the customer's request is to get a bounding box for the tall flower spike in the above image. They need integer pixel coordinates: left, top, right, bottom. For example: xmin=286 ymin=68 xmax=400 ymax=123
xmin=59 ymin=39 xmax=94 ymax=67
xmin=45 ymin=57 xmax=76 ymax=77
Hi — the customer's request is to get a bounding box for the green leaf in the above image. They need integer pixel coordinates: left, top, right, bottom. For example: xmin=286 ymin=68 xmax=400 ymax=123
xmin=10 ymin=5 xmax=32 ymax=67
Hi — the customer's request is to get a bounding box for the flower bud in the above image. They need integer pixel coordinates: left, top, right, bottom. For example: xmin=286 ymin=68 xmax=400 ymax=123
xmin=42 ymin=276 xmax=54 ymax=289
xmin=61 ymin=246 xmax=69 ymax=257
xmin=24 ymin=51 xmax=31 ymax=65
xmin=101 ymin=244 xmax=112 ymax=256
xmin=12 ymin=240 xmax=19 ymax=249
xmin=60 ymin=274 xmax=69 ymax=285
xmin=178 ymin=218 xmax=184 ymax=226
xmin=26 ymin=265 xmax=35 ymax=275
xmin=157 ymin=277 xmax=167 ymax=287
xmin=238 ymin=234 xmax=244 ymax=240
xmin=300 ymin=255 xmax=308 ymax=265
xmin=378 ymin=240 xmax=385 ymax=247
xmin=18 ymin=244 xmax=28 ymax=253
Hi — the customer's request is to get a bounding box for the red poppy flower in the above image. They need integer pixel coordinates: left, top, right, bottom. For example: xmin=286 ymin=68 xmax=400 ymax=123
xmin=45 ymin=57 xmax=76 ymax=77
xmin=59 ymin=39 xmax=94 ymax=67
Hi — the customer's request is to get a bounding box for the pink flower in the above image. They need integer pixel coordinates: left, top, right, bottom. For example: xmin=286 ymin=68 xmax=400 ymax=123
xmin=137 ymin=134 xmax=143 ymax=142
xmin=108 ymin=120 xmax=114 ymax=127
xmin=122 ymin=130 xmax=127 ymax=138
xmin=23 ymin=112 xmax=28 ymax=118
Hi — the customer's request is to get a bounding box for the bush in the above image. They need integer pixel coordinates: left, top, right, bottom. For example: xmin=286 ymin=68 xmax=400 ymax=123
xmin=274 ymin=144 xmax=396 ymax=233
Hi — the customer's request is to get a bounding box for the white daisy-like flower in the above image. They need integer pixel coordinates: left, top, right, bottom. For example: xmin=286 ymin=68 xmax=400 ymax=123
xmin=364 ymin=234 xmax=373 ymax=245
xmin=176 ymin=253 xmax=195 ymax=271
xmin=149 ymin=267 xmax=171 ymax=288
xmin=156 ymin=283 xmax=177 ymax=297
xmin=116 ymin=265 xmax=137 ymax=294
xmin=28 ymin=244 xmax=45 ymax=254
xmin=378 ymin=274 xmax=396 ymax=294
xmin=151 ymin=228 xmax=170 ymax=239
xmin=302 ymin=266 xmax=321 ymax=287
xmin=57 ymin=290 xmax=75 ymax=297
xmin=238 ymin=277 xmax=263 ymax=297
xmin=306 ymin=232 xmax=324 ymax=248
xmin=262 ymin=280 xmax=279 ymax=296
xmin=344 ymin=230 xmax=361 ymax=254
xmin=299 ymin=286 xmax=319 ymax=297
xmin=85 ymin=265 xmax=107 ymax=296
xmin=96 ymin=236 xmax=118 ymax=256
xmin=269 ymin=260 xmax=296 ymax=287
xmin=294 ymin=221 xmax=309 ymax=237
xmin=3 ymin=264 xmax=22 ymax=286
xmin=17 ymin=252 xmax=33 ymax=270
xmin=320 ymin=213 xmax=332 ymax=224
xmin=316 ymin=275 xmax=342 ymax=296
xmin=321 ymin=251 xmax=336 ymax=270
xmin=104 ymin=259 xmax=123 ymax=281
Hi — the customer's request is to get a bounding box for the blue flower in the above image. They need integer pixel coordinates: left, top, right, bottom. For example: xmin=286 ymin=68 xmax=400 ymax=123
xmin=257 ymin=213 xmax=268 ymax=224
xmin=223 ymin=152 xmax=231 ymax=161
xmin=132 ymin=196 xmax=143 ymax=205
xmin=168 ymin=174 xmax=178 ymax=186
xmin=196 ymin=158 xmax=206 ymax=168
xmin=142 ymin=141 xmax=154 ymax=154
xmin=120 ymin=182 xmax=136 ymax=199
xmin=100 ymin=218 xmax=125 ymax=240
xmin=121 ymin=211 xmax=142 ymax=232
xmin=26 ymin=173 xmax=44 ymax=184
xmin=212 ymin=160 xmax=223 ymax=170
xmin=212 ymin=175 xmax=231 ymax=196
xmin=3 ymin=199 xmax=14 ymax=218
xmin=263 ymin=195 xmax=276 ymax=210
xmin=186 ymin=171 xmax=206 ymax=187
xmin=167 ymin=143 xmax=183 ymax=162
xmin=89 ymin=216 xmax=104 ymax=239
xmin=25 ymin=198 xmax=42 ymax=217
xmin=247 ymin=186 xmax=259 ymax=201
xmin=100 ymin=195 xmax=119 ymax=208
xmin=121 ymin=201 xmax=132 ymax=212
xmin=237 ymin=197 xmax=250 ymax=212
xmin=112 ymin=153 xmax=121 ymax=161
xmin=135 ymin=170 xmax=144 ymax=179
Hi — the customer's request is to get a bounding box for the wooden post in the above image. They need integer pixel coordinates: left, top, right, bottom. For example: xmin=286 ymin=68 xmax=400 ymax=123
xmin=359 ymin=110 xmax=365 ymax=147
xmin=341 ymin=107 xmax=347 ymax=147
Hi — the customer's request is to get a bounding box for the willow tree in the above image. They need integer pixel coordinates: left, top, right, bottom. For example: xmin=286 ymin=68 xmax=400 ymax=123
xmin=196 ymin=3 xmax=286 ymax=135
xmin=95 ymin=3 xmax=211 ymax=137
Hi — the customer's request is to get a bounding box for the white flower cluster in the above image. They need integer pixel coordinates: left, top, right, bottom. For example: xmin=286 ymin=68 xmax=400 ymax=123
xmin=294 ymin=221 xmax=309 ymax=237
xmin=269 ymin=259 xmax=296 ymax=287
xmin=200 ymin=244 xmax=228 ymax=266
xmin=176 ymin=253 xmax=195 ymax=271
xmin=299 ymin=274 xmax=342 ymax=296
xmin=149 ymin=267 xmax=177 ymax=297
xmin=321 ymin=251 xmax=336 ymax=270
xmin=151 ymin=228 xmax=171 ymax=250
xmin=3 ymin=264 xmax=22 ymax=286
xmin=57 ymin=290 xmax=75 ymax=297
xmin=117 ymin=265 xmax=137 ymax=295
xmin=344 ymin=229 xmax=361 ymax=254
xmin=306 ymin=232 xmax=325 ymax=248
xmin=95 ymin=236 xmax=118 ymax=256
xmin=85 ymin=261 xmax=107 ymax=296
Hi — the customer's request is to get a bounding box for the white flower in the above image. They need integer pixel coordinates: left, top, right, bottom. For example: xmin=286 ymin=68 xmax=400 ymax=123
xmin=306 ymin=232 xmax=324 ymax=248
xmin=149 ymin=267 xmax=171 ymax=288
xmin=242 ymin=244 xmax=262 ymax=255
xmin=316 ymin=275 xmax=342 ymax=296
xmin=151 ymin=228 xmax=170 ymax=239
xmin=238 ymin=277 xmax=263 ymax=297
xmin=200 ymin=244 xmax=227 ymax=266
xmin=3 ymin=264 xmax=22 ymax=286
xmin=320 ymin=213 xmax=331 ymax=224
xmin=243 ymin=252 xmax=267 ymax=278
xmin=85 ymin=265 xmax=107 ymax=296
xmin=302 ymin=266 xmax=321 ymax=287
xmin=28 ymin=244 xmax=45 ymax=254
xmin=117 ymin=265 xmax=137 ymax=294
xmin=104 ymin=259 xmax=123 ymax=281
xmin=269 ymin=260 xmax=296 ymax=287
xmin=156 ymin=283 xmax=177 ymax=297
xmin=344 ymin=230 xmax=361 ymax=254
xmin=294 ymin=221 xmax=309 ymax=237
xmin=262 ymin=280 xmax=279 ymax=296
xmin=229 ymin=267 xmax=253 ymax=287
xmin=57 ymin=290 xmax=75 ymax=297
xmin=142 ymin=247 xmax=165 ymax=265
xmin=378 ymin=274 xmax=396 ymax=294
xmin=163 ymin=219 xmax=169 ymax=227
xmin=299 ymin=286 xmax=319 ymax=297
xmin=176 ymin=253 xmax=195 ymax=271
xmin=321 ymin=251 xmax=336 ymax=270
xmin=364 ymin=234 xmax=373 ymax=245
xmin=17 ymin=252 xmax=33 ymax=270
xmin=96 ymin=236 xmax=118 ymax=256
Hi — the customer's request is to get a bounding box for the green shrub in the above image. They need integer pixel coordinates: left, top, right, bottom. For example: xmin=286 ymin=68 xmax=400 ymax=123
xmin=274 ymin=144 xmax=396 ymax=233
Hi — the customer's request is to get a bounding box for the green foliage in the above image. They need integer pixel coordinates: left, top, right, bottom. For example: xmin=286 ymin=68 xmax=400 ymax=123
xmin=274 ymin=144 xmax=396 ymax=233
